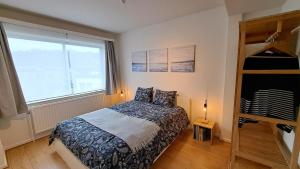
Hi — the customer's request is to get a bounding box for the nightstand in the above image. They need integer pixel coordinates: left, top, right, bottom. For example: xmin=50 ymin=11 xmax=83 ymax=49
xmin=193 ymin=118 xmax=215 ymax=144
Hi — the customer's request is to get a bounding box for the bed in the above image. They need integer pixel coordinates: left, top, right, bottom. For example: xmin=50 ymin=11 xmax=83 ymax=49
xmin=49 ymin=96 xmax=190 ymax=169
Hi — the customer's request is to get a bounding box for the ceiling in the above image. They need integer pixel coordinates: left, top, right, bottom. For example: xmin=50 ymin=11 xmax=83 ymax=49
xmin=0 ymin=0 xmax=288 ymax=33
xmin=225 ymin=0 xmax=286 ymax=15
xmin=0 ymin=0 xmax=224 ymax=33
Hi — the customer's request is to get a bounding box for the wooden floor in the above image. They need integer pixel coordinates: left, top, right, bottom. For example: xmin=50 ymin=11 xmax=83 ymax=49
xmin=5 ymin=129 xmax=269 ymax=169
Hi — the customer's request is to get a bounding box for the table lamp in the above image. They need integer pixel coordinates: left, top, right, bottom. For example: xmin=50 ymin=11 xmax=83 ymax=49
xmin=201 ymin=99 xmax=209 ymax=124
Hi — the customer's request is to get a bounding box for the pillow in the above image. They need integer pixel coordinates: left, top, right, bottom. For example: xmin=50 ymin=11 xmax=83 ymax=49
xmin=153 ymin=89 xmax=177 ymax=108
xmin=134 ymin=87 xmax=153 ymax=102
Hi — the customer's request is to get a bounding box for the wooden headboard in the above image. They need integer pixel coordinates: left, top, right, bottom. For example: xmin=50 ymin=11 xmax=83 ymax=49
xmin=177 ymin=95 xmax=192 ymax=123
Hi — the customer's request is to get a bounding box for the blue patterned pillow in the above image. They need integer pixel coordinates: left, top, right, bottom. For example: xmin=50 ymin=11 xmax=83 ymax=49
xmin=153 ymin=89 xmax=177 ymax=108
xmin=134 ymin=87 xmax=153 ymax=102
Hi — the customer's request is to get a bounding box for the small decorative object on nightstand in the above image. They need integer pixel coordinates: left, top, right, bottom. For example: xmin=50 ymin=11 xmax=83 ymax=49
xmin=193 ymin=118 xmax=215 ymax=145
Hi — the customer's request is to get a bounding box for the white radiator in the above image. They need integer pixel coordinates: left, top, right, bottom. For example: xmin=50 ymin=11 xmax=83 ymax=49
xmin=30 ymin=93 xmax=112 ymax=134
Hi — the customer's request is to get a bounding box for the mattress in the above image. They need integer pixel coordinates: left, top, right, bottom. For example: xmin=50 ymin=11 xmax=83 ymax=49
xmin=49 ymin=101 xmax=189 ymax=169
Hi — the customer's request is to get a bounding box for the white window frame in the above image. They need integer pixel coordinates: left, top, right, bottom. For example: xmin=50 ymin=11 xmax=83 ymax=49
xmin=28 ymin=89 xmax=105 ymax=108
xmin=3 ymin=21 xmax=111 ymax=105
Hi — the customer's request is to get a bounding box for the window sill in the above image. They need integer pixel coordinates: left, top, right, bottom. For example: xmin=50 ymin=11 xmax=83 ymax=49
xmin=28 ymin=90 xmax=106 ymax=109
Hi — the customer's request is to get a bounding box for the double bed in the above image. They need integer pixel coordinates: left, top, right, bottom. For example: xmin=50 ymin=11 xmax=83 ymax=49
xmin=49 ymin=95 xmax=190 ymax=169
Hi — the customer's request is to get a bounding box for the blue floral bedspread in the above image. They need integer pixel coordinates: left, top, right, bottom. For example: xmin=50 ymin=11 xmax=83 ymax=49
xmin=49 ymin=101 xmax=189 ymax=169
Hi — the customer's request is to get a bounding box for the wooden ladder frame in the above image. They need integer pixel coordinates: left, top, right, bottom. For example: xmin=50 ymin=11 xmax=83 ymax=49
xmin=230 ymin=10 xmax=300 ymax=169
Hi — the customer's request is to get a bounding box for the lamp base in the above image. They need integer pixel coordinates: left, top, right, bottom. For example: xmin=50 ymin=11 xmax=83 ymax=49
xmin=200 ymin=119 xmax=209 ymax=124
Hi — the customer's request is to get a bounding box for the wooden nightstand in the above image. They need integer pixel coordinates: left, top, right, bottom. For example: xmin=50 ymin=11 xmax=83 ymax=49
xmin=193 ymin=118 xmax=215 ymax=144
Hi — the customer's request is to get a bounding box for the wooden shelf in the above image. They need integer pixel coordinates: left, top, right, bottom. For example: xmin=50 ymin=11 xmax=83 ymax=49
xmin=239 ymin=113 xmax=298 ymax=126
xmin=231 ymin=10 xmax=300 ymax=169
xmin=245 ymin=10 xmax=300 ymax=44
xmin=237 ymin=122 xmax=289 ymax=169
xmin=242 ymin=70 xmax=300 ymax=74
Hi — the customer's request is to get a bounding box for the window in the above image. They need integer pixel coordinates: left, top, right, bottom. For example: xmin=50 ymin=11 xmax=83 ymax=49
xmin=66 ymin=44 xmax=105 ymax=94
xmin=5 ymin=23 xmax=106 ymax=103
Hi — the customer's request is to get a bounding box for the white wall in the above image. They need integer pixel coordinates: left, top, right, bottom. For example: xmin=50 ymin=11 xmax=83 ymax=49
xmin=221 ymin=14 xmax=242 ymax=142
xmin=0 ymin=115 xmax=33 ymax=150
xmin=118 ymin=6 xmax=229 ymax=136
xmin=281 ymin=0 xmax=300 ymax=12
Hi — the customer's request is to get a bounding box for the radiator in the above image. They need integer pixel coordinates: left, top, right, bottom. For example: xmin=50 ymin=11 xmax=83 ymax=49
xmin=30 ymin=93 xmax=112 ymax=134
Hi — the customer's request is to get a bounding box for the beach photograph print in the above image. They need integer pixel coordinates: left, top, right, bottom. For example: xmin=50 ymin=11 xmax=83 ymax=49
xmin=170 ymin=45 xmax=195 ymax=72
xmin=132 ymin=50 xmax=147 ymax=72
xmin=148 ymin=48 xmax=168 ymax=72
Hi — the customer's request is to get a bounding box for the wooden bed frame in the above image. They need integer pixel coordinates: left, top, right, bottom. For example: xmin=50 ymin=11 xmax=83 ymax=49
xmin=52 ymin=95 xmax=191 ymax=169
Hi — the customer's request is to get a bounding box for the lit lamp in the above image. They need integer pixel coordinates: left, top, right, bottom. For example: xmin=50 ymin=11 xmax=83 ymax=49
xmin=120 ymin=89 xmax=126 ymax=103
xmin=201 ymin=99 xmax=209 ymax=124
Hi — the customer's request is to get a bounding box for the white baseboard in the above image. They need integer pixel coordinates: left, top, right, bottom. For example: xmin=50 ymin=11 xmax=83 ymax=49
xmin=4 ymin=138 xmax=32 ymax=150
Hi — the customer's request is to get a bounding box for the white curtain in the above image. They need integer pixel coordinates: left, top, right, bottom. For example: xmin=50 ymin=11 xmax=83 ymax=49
xmin=105 ymin=41 xmax=119 ymax=95
xmin=0 ymin=23 xmax=28 ymax=118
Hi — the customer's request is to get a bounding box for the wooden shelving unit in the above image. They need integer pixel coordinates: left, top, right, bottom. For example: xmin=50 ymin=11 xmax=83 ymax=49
xmin=230 ymin=10 xmax=300 ymax=169
xmin=239 ymin=113 xmax=298 ymax=126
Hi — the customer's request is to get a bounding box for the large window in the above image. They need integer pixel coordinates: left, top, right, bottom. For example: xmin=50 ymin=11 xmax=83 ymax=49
xmin=5 ymin=24 xmax=106 ymax=103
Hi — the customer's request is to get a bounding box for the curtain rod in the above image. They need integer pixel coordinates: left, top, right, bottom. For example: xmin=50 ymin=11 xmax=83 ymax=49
xmin=0 ymin=17 xmax=115 ymax=42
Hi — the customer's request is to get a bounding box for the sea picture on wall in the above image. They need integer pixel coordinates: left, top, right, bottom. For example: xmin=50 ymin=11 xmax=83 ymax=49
xmin=148 ymin=48 xmax=168 ymax=72
xmin=132 ymin=50 xmax=147 ymax=72
xmin=170 ymin=45 xmax=195 ymax=72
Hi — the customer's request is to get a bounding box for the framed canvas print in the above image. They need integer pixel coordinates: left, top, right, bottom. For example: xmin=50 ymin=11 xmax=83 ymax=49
xmin=170 ymin=45 xmax=195 ymax=72
xmin=148 ymin=48 xmax=168 ymax=72
xmin=132 ymin=50 xmax=147 ymax=72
